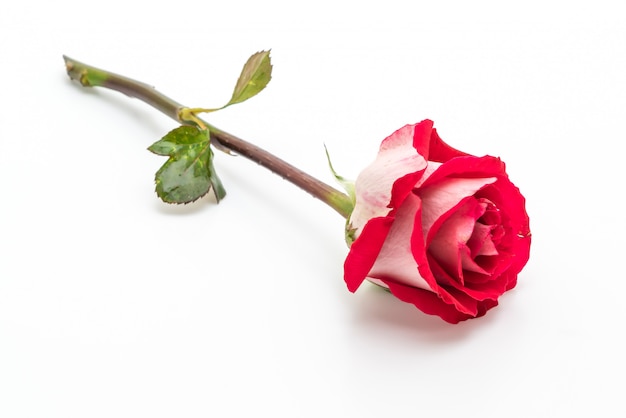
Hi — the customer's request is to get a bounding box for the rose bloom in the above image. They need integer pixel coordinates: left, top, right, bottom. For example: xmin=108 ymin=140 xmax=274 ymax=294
xmin=344 ymin=120 xmax=531 ymax=323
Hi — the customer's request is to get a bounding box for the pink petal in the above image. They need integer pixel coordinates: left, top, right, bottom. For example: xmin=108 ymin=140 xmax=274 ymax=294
xmin=419 ymin=177 xmax=497 ymax=244
xmin=367 ymin=193 xmax=431 ymax=291
xmin=349 ymin=123 xmax=429 ymax=234
xmin=427 ymin=200 xmax=479 ymax=280
xmin=467 ymin=222 xmax=499 ymax=257
xmin=460 ymin=246 xmax=489 ymax=274
xmin=414 ymin=161 xmax=442 ymax=189
xmin=408 ymin=197 xmax=482 ymax=315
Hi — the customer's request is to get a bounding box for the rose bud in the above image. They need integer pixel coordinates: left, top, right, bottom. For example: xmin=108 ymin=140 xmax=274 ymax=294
xmin=344 ymin=120 xmax=531 ymax=323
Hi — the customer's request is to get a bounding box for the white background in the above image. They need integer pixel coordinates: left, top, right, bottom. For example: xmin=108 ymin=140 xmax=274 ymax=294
xmin=1 ymin=1 xmax=624 ymax=417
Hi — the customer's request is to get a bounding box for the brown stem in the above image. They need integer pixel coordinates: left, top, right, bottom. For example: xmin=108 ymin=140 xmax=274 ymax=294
xmin=63 ymin=56 xmax=353 ymax=218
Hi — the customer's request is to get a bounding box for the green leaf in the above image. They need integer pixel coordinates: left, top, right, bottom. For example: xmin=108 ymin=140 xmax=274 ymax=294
xmin=148 ymin=125 xmax=226 ymax=204
xmin=227 ymin=50 xmax=272 ymax=106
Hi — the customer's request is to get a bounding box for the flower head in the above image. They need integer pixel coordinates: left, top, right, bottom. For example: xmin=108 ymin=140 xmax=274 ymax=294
xmin=344 ymin=120 xmax=531 ymax=323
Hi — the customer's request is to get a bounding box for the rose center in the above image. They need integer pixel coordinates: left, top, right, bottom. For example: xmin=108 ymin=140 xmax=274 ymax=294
xmin=428 ymin=198 xmax=503 ymax=284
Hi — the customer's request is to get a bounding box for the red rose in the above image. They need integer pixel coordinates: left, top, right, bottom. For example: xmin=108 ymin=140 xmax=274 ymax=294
xmin=344 ymin=120 xmax=531 ymax=323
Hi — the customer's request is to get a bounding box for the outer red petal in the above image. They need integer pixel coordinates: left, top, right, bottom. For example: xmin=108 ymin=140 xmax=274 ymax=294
xmin=411 ymin=119 xmax=435 ymax=159
xmin=420 ymin=155 xmax=507 ymax=190
xmin=384 ymin=280 xmax=479 ymax=324
xmin=505 ymin=233 xmax=531 ymax=289
xmin=344 ymin=216 xmax=394 ymax=292
xmin=475 ymin=179 xmax=531 ymax=285
xmin=427 ymin=128 xmax=470 ymax=162
xmin=389 ymin=170 xmax=427 ymax=210
xmin=480 ymin=181 xmax=529 ymax=228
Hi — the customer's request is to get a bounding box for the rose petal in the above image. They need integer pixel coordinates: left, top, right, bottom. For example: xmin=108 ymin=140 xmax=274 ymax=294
xmin=419 ymin=155 xmax=507 ymax=190
xmin=413 ymin=257 xmax=503 ymax=314
xmin=344 ymin=216 xmax=394 ymax=292
xmin=428 ymin=197 xmax=488 ymax=280
xmin=427 ymin=128 xmax=469 ymax=163
xmin=475 ymin=181 xmax=531 ymax=287
xmin=478 ymin=252 xmax=514 ymax=279
xmin=423 ymin=255 xmax=479 ymax=316
xmin=478 ymin=183 xmax=530 ymax=238
xmin=476 ymin=183 xmax=531 ymax=281
xmin=385 ymin=255 xmax=498 ymax=324
xmin=384 ymin=279 xmax=477 ymax=324
xmin=460 ymin=246 xmax=489 ymax=274
xmin=446 ymin=270 xmax=511 ymax=301
xmin=407 ymin=197 xmax=484 ymax=316
xmin=478 ymin=199 xmax=501 ymax=226
xmin=414 ymin=161 xmax=442 ymax=189
xmin=349 ymin=123 xmax=430 ymax=234
xmin=467 ymin=222 xmax=499 ymax=257
xmin=368 ymin=193 xmax=431 ymax=290
xmin=419 ymin=177 xmax=497 ymax=244
xmin=506 ymin=232 xmax=531 ymax=287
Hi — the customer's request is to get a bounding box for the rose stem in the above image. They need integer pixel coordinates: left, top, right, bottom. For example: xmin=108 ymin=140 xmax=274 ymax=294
xmin=63 ymin=56 xmax=353 ymax=219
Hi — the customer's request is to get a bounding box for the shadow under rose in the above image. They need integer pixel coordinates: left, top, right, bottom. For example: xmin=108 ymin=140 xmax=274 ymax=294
xmin=349 ymin=281 xmax=501 ymax=344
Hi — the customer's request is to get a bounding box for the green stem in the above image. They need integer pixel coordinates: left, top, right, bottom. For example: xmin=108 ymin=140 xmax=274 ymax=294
xmin=63 ymin=56 xmax=354 ymax=219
